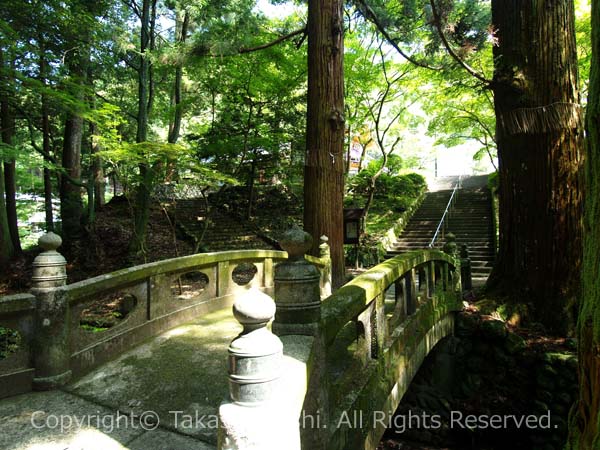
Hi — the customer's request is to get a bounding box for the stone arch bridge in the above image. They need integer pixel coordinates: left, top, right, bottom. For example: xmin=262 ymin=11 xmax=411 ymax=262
xmin=0 ymin=228 xmax=462 ymax=450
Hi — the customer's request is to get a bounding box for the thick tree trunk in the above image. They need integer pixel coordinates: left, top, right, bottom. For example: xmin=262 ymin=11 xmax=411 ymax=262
xmin=0 ymin=164 xmax=13 ymax=268
xmin=60 ymin=50 xmax=86 ymax=240
xmin=0 ymin=46 xmax=14 ymax=264
xmin=488 ymin=0 xmax=584 ymax=334
xmin=90 ymin=121 xmax=105 ymax=209
xmin=0 ymin=48 xmax=21 ymax=253
xmin=61 ymin=112 xmax=84 ymax=242
xmin=130 ymin=0 xmax=153 ymax=256
xmin=304 ymin=0 xmax=346 ymax=289
xmin=39 ymin=46 xmax=54 ymax=232
xmin=168 ymin=10 xmax=188 ymax=145
xmin=43 ymin=167 xmax=53 ymax=231
xmin=3 ymin=160 xmax=19 ymax=252
xmin=567 ymin=0 xmax=600 ymax=446
xmin=165 ymin=9 xmax=189 ymax=182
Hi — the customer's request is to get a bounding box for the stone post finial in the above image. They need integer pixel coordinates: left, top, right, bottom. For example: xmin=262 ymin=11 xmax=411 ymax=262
xmin=279 ymin=224 xmax=312 ymax=261
xmin=232 ymin=286 xmax=276 ymax=332
xmin=442 ymin=232 xmax=457 ymax=257
xmin=228 ymin=287 xmax=283 ymax=405
xmin=38 ymin=232 xmax=62 ymax=252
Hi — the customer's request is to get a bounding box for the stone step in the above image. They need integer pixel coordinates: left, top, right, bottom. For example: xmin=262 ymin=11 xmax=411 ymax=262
xmin=390 ymin=186 xmax=494 ymax=284
xmin=401 ymin=231 xmax=493 ymax=236
xmin=469 ymin=261 xmax=494 ymax=267
xmin=394 ymin=240 xmax=493 ymax=246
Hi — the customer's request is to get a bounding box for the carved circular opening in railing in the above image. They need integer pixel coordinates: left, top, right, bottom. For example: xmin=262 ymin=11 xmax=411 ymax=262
xmin=232 ymin=262 xmax=258 ymax=286
xmin=171 ymin=271 xmax=209 ymax=299
xmin=80 ymin=292 xmax=138 ymax=332
xmin=0 ymin=326 xmax=21 ymax=360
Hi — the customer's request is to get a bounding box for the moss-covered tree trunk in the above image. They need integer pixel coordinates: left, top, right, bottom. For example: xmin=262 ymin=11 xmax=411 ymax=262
xmin=304 ymin=0 xmax=346 ymax=288
xmin=567 ymin=0 xmax=600 ymax=446
xmin=488 ymin=0 xmax=584 ymax=334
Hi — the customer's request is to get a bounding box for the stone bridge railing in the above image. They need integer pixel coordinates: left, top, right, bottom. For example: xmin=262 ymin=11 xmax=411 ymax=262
xmin=218 ymin=228 xmax=463 ymax=450
xmin=0 ymin=232 xmax=332 ymax=399
xmin=320 ymin=249 xmax=461 ymax=450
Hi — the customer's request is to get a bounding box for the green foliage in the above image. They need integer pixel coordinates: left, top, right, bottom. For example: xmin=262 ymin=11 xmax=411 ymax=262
xmin=488 ymin=171 xmax=499 ymax=194
xmin=345 ymin=167 xmax=426 ymax=268
xmin=356 ymin=0 xmax=491 ymax=67
xmin=348 ymin=164 xmax=427 ymax=206
xmin=345 ymin=234 xmax=387 ymax=267
xmin=575 ymin=0 xmax=592 ymax=99
xmin=187 ymin=28 xmax=307 ymax=184
xmin=0 ymin=326 xmax=20 ymax=359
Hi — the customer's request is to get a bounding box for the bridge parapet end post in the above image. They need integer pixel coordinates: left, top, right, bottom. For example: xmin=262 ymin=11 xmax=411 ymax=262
xmin=273 ymin=225 xmax=321 ymax=336
xmin=219 ymin=287 xmax=296 ymax=449
xmin=30 ymin=232 xmax=72 ymax=390
xmin=318 ymin=235 xmax=332 ymax=298
xmin=443 ymin=233 xmax=462 ymax=293
xmin=460 ymin=244 xmax=472 ymax=291
xmin=227 ymin=286 xmax=283 ymax=404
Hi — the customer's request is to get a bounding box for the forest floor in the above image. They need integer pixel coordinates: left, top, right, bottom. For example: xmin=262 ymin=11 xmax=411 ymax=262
xmin=1 ymin=195 xmax=196 ymax=296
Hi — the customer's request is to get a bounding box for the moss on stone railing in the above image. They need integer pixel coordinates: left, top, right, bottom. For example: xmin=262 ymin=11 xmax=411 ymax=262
xmin=65 ymin=249 xmax=287 ymax=302
xmin=0 ymin=294 xmax=36 ymax=315
xmin=0 ymin=243 xmax=290 ymax=399
xmin=321 ymin=249 xmax=456 ymax=345
xmin=317 ymin=249 xmax=461 ymax=450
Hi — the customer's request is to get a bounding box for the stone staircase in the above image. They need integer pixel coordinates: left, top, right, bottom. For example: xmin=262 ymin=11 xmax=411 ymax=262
xmin=387 ymin=184 xmax=495 ymax=287
xmin=170 ymin=199 xmax=275 ymax=252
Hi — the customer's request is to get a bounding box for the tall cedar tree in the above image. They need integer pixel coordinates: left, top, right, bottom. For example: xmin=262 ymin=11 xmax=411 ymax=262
xmin=1 ymin=49 xmax=21 ymax=254
xmin=0 ymin=48 xmax=18 ymax=262
xmin=488 ymin=0 xmax=584 ymax=334
xmin=60 ymin=49 xmax=86 ymax=244
xmin=567 ymin=0 xmax=600 ymax=446
xmin=130 ymin=0 xmax=155 ymax=256
xmin=304 ymin=0 xmax=346 ymax=288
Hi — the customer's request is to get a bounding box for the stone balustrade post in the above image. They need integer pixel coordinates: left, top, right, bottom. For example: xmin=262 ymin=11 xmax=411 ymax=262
xmin=218 ymin=286 xmax=293 ymax=449
xmin=460 ymin=244 xmax=472 ymax=291
xmin=227 ymin=286 xmax=283 ymax=405
xmin=30 ymin=233 xmax=71 ymax=390
xmin=318 ymin=235 xmax=332 ymax=298
xmin=406 ymin=268 xmax=417 ymax=315
xmin=273 ymin=226 xmax=321 ymax=336
xmin=442 ymin=232 xmax=462 ymax=293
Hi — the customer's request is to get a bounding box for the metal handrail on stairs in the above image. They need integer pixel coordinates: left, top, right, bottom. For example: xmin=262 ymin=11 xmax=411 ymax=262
xmin=429 ymin=175 xmax=462 ymax=248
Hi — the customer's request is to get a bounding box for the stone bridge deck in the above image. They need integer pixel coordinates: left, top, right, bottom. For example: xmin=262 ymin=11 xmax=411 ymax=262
xmin=0 ymin=306 xmax=312 ymax=450
xmin=0 ymin=283 xmax=402 ymax=450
